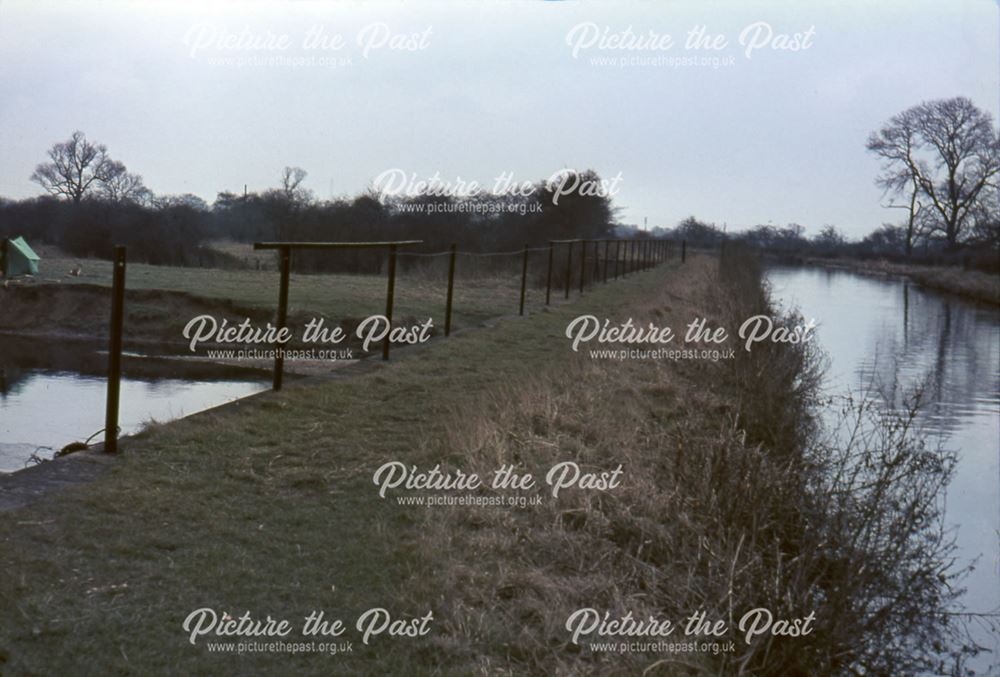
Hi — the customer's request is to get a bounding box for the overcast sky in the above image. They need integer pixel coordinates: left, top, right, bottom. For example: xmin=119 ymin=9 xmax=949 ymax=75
xmin=0 ymin=0 xmax=997 ymax=237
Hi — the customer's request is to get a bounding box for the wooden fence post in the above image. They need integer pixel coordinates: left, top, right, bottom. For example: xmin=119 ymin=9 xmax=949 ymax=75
xmin=104 ymin=245 xmax=127 ymax=453
xmin=445 ymin=243 xmax=456 ymax=336
xmin=519 ymin=244 xmax=528 ymax=315
xmin=682 ymin=239 xmax=687 ymax=263
xmin=591 ymin=240 xmax=598 ymax=282
xmin=603 ymin=240 xmax=609 ymax=283
xmin=382 ymin=244 xmax=397 ymax=360
xmin=615 ymin=240 xmax=621 ymax=279
xmin=579 ymin=239 xmax=587 ymax=294
xmin=564 ymin=241 xmax=573 ymax=299
xmin=271 ymin=246 xmax=291 ymax=390
xmin=545 ymin=241 xmax=554 ymax=305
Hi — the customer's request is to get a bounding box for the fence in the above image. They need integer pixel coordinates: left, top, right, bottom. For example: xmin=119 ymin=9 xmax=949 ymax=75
xmin=98 ymin=238 xmax=686 ymax=453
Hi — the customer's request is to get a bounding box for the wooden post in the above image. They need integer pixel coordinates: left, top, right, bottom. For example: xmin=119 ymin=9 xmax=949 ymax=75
xmin=104 ymin=246 xmax=127 ymax=453
xmin=519 ymin=244 xmax=528 ymax=315
xmin=272 ymin=246 xmax=291 ymax=390
xmin=545 ymin=242 xmax=554 ymax=305
xmin=0 ymin=238 xmax=7 ymax=277
xmin=579 ymin=239 xmax=587 ymax=294
xmin=603 ymin=240 xmax=609 ymax=283
xmin=564 ymin=241 xmax=573 ymax=299
xmin=630 ymin=240 xmax=636 ymax=274
xmin=681 ymin=239 xmax=687 ymax=263
xmin=615 ymin=240 xmax=621 ymax=279
xmin=445 ymin=243 xmax=456 ymax=336
xmin=593 ymin=239 xmax=600 ymax=282
xmin=382 ymin=244 xmax=398 ymax=360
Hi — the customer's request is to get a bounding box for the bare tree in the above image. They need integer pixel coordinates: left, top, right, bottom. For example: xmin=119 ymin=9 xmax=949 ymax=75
xmin=280 ymin=166 xmax=309 ymax=203
xmin=269 ymin=166 xmax=311 ymax=239
xmin=30 ymin=131 xmax=125 ymax=203
xmin=99 ymin=169 xmax=152 ymax=206
xmin=867 ymin=108 xmax=925 ymax=255
xmin=868 ymin=98 xmax=999 ymax=250
xmin=967 ymin=183 xmax=1000 ymax=249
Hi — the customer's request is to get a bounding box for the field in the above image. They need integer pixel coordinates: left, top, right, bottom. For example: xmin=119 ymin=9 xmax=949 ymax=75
xmin=0 ymin=254 xmax=689 ymax=674
xmin=0 ymin=246 xmax=591 ymax=379
xmin=14 ymin=249 xmax=533 ymax=338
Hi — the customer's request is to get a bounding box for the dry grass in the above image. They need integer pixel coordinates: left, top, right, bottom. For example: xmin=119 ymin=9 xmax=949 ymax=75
xmin=402 ymin=257 xmax=776 ymax=674
xmin=807 ymin=257 xmax=1000 ymax=306
xmin=401 ymin=251 xmax=967 ymax=675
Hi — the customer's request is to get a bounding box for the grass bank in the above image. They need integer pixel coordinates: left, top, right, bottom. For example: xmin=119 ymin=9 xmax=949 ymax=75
xmin=805 ymin=256 xmax=1000 ymax=305
xmin=0 ymin=257 xmax=678 ymax=674
xmin=0 ymin=253 xmax=961 ymax=674
xmin=399 ymin=251 xmax=965 ymax=674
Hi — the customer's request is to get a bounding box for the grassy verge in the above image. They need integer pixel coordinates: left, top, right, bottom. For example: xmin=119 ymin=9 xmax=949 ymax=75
xmin=805 ymin=256 xmax=1000 ymax=305
xmin=398 ymin=251 xmax=964 ymax=674
xmin=4 ymin=253 xmax=535 ymax=343
xmin=0 ymin=257 xmax=681 ymax=675
xmin=391 ymin=254 xmax=819 ymax=674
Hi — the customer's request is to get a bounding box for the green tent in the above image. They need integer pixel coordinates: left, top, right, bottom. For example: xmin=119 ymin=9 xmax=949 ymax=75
xmin=1 ymin=236 xmax=41 ymax=277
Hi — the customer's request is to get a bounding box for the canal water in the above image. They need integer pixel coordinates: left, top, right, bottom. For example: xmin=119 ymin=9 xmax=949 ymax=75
xmin=0 ymin=336 xmax=267 ymax=473
xmin=768 ymin=265 xmax=1000 ymax=673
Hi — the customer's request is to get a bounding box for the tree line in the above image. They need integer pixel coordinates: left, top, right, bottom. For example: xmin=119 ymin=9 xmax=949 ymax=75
xmin=1 ymin=96 xmax=995 ymax=272
xmin=0 ymin=130 xmax=616 ymax=271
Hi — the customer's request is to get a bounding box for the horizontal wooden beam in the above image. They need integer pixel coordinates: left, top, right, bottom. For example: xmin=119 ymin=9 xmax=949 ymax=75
xmin=253 ymin=240 xmax=423 ymax=250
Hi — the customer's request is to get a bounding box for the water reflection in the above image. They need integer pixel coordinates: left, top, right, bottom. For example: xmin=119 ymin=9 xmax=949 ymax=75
xmin=768 ymin=266 xmax=1000 ymax=673
xmin=0 ymin=336 xmax=268 ymax=473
